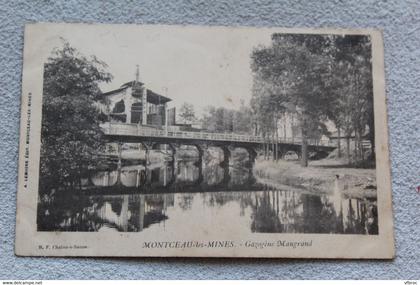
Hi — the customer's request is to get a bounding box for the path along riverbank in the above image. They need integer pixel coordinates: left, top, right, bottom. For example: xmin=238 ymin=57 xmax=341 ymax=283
xmin=253 ymin=158 xmax=377 ymax=199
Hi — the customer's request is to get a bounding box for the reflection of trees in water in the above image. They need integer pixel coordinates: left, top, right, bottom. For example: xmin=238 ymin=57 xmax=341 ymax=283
xmin=202 ymin=192 xmax=254 ymax=215
xmin=176 ymin=161 xmax=199 ymax=182
xmin=202 ymin=189 xmax=379 ymax=234
xmin=177 ymin=194 xmax=195 ymax=210
xmin=203 ymin=147 xmax=222 ymax=164
xmin=202 ymin=160 xmax=225 ymax=185
xmin=38 ymin=186 xmax=378 ymax=234
xmin=230 ymin=149 xmax=252 ymax=168
xmin=318 ymin=196 xmax=344 ymax=233
xmin=344 ymin=198 xmax=377 ymax=234
xmin=38 ymin=193 xmax=174 ymax=232
xmin=319 ymin=194 xmax=377 ymax=234
xmin=251 ymin=191 xmax=283 ymax=232
xmin=249 ymin=190 xmax=303 ymax=233
xmin=37 ymin=191 xmax=106 ymax=231
xmin=300 ymin=194 xmax=326 ymax=233
xmin=279 ymin=191 xmax=301 ymax=233
xmin=247 ymin=190 xmax=378 ymax=234
xmin=229 ymin=166 xmax=254 ymax=185
xmin=366 ymin=202 xmax=378 ymax=234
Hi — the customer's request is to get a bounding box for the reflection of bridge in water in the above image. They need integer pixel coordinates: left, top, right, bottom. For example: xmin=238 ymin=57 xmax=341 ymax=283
xmin=83 ymin=160 xmax=258 ymax=195
xmin=101 ymin=122 xmax=337 ymax=164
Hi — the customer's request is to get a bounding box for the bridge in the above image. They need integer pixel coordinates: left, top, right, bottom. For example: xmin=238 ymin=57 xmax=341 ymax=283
xmin=101 ymin=122 xmax=336 ymax=163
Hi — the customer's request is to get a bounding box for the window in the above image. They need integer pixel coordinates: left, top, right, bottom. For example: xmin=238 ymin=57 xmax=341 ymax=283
xmin=131 ymin=103 xmax=143 ymax=124
xmin=112 ymin=99 xmax=125 ymax=113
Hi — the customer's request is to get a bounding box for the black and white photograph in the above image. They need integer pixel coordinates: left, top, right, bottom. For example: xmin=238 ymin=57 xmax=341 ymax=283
xmin=15 ymin=24 xmax=394 ymax=258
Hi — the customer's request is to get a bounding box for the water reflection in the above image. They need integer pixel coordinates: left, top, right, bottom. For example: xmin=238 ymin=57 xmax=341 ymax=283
xmin=37 ymin=155 xmax=378 ymax=234
xmin=81 ymin=156 xmax=254 ymax=194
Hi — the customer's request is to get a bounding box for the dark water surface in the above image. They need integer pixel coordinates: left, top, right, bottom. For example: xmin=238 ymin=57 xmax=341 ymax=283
xmin=37 ymin=153 xmax=378 ymax=234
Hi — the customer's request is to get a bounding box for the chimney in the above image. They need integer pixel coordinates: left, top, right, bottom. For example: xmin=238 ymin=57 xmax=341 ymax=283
xmin=135 ymin=64 xmax=140 ymax=82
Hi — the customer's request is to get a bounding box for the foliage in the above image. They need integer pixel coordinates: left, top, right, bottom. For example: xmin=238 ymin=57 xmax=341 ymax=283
xmin=328 ymin=36 xmax=374 ymax=161
xmin=201 ymin=101 xmax=252 ymax=134
xmin=40 ymin=42 xmax=113 ymax=192
xmin=178 ymin=102 xmax=196 ymax=124
xmin=251 ymin=34 xmax=374 ymax=166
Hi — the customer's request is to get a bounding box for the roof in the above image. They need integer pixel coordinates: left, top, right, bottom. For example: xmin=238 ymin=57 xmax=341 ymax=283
xmin=100 ymin=81 xmax=171 ymax=104
xmin=120 ymin=80 xmax=144 ymax=89
xmin=146 ymin=89 xmax=171 ymax=104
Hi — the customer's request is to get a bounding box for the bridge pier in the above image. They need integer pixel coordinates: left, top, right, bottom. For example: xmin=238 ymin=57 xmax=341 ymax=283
xmin=116 ymin=142 xmax=123 ymax=186
xmin=193 ymin=144 xmax=204 ymax=167
xmin=135 ymin=168 xmax=149 ymax=188
xmin=296 ymin=149 xmax=302 ymax=160
xmin=192 ymin=144 xmax=205 ymax=185
xmin=135 ymin=169 xmax=140 ymax=187
xmin=221 ymin=163 xmax=231 ymax=185
xmin=168 ymin=143 xmax=177 ymax=157
xmin=140 ymin=142 xmax=153 ymax=166
xmin=246 ymin=147 xmax=257 ymax=166
xmin=217 ymin=146 xmax=231 ymax=185
xmin=195 ymin=160 xmax=204 ymax=185
xmin=167 ymin=143 xmax=178 ymax=184
xmin=144 ymin=166 xmax=152 ymax=187
xmin=219 ymin=145 xmax=231 ymax=168
xmin=102 ymin=171 xmax=111 ymax=186
xmin=168 ymin=161 xmax=177 ymax=186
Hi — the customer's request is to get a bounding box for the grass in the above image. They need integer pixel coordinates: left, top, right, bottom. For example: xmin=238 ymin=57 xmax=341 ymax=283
xmin=253 ymin=158 xmax=377 ymax=198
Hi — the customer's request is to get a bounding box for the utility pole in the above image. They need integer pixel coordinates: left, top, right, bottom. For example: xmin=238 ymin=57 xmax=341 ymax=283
xmin=164 ymin=87 xmax=168 ymax=136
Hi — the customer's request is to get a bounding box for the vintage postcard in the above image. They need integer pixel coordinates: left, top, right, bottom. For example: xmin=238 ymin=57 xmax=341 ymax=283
xmin=15 ymin=23 xmax=394 ymax=258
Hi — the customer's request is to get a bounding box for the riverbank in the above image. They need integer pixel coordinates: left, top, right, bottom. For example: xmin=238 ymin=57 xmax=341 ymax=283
xmin=253 ymin=158 xmax=377 ymax=199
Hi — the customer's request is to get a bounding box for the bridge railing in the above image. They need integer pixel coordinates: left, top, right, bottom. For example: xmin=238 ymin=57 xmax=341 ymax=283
xmin=101 ymin=123 xmax=336 ymax=147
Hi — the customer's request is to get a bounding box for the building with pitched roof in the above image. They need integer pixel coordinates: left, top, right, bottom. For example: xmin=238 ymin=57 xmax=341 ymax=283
xmin=96 ymin=67 xmax=172 ymax=128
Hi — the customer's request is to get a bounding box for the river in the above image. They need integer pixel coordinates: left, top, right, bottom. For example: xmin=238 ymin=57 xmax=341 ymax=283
xmin=37 ymin=150 xmax=378 ymax=235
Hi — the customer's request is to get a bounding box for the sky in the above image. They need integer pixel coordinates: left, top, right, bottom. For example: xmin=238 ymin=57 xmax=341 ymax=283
xmin=34 ymin=24 xmax=275 ymax=116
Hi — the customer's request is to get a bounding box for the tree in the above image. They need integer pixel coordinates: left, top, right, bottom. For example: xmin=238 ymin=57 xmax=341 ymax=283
xmin=178 ymin=102 xmax=196 ymax=124
xmin=251 ymin=34 xmax=374 ymax=167
xmin=233 ymin=100 xmax=253 ymax=134
xmin=251 ymin=34 xmax=333 ymax=166
xmin=40 ymin=41 xmax=113 ymax=193
xmin=328 ymin=36 xmax=374 ymax=163
xmin=201 ymin=104 xmax=252 ymax=134
xmin=201 ymin=106 xmax=217 ymax=131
